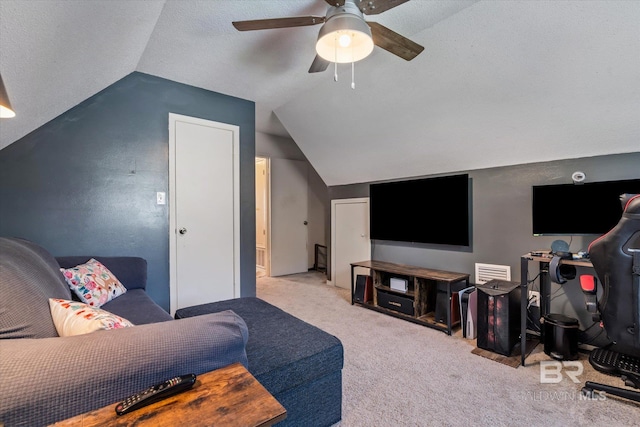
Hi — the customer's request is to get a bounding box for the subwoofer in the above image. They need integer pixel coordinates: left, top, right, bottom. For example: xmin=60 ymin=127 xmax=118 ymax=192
xmin=476 ymin=280 xmax=521 ymax=356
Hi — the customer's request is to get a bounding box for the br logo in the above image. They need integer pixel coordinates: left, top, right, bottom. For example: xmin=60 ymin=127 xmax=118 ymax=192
xmin=539 ymin=361 xmax=583 ymax=384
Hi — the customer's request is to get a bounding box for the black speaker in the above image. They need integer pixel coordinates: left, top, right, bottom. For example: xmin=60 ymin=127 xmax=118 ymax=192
xmin=477 ymin=280 xmax=521 ymax=356
xmin=354 ymin=275 xmax=373 ymax=303
xmin=434 ymin=282 xmax=463 ymax=325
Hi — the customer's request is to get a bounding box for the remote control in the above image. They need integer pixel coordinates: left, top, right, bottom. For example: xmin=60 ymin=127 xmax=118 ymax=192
xmin=115 ymin=373 xmax=196 ymax=416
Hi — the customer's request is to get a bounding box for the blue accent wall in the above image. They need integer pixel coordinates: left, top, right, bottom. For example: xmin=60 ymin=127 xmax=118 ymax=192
xmin=0 ymin=72 xmax=256 ymax=311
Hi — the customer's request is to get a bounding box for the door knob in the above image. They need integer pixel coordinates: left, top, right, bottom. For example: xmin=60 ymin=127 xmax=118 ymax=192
xmin=303 ymin=221 xmax=308 ymax=225
xmin=179 ymin=227 xmax=187 ymax=235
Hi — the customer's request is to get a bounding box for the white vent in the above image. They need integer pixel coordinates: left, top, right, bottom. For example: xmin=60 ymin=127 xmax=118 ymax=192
xmin=256 ymin=248 xmax=266 ymax=268
xmin=475 ymin=263 xmax=511 ymax=285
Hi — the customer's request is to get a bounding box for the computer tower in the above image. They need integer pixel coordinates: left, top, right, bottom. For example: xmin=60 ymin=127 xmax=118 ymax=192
xmin=476 ymin=280 xmax=521 ymax=356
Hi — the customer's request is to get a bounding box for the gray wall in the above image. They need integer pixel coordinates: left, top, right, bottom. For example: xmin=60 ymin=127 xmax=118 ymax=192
xmin=329 ymin=152 xmax=640 ymax=337
xmin=0 ymin=72 xmax=256 ymax=311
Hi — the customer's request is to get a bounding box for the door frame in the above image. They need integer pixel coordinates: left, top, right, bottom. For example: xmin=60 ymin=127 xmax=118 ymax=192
xmin=330 ymin=197 xmax=370 ymax=287
xmin=168 ymin=113 xmax=241 ymax=315
xmin=255 ymin=156 xmax=271 ymax=277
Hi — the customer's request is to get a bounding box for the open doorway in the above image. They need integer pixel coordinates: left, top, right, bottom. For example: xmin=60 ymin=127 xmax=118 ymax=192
xmin=256 ymin=157 xmax=270 ymax=278
xmin=256 ymin=155 xmax=317 ymax=278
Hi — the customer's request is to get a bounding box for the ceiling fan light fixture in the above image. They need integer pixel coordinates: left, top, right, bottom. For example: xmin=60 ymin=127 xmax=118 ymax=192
xmin=0 ymin=74 xmax=16 ymax=118
xmin=316 ymin=14 xmax=373 ymax=63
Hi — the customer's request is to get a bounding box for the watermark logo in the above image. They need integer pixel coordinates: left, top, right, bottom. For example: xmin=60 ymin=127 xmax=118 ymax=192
xmin=521 ymin=361 xmax=607 ymax=401
xmin=521 ymin=390 xmax=606 ymax=401
xmin=540 ymin=360 xmax=583 ymax=384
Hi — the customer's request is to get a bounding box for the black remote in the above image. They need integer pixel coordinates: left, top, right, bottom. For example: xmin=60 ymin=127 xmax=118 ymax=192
xmin=115 ymin=373 xmax=196 ymax=416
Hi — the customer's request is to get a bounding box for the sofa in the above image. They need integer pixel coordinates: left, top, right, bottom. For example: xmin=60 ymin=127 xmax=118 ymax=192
xmin=0 ymin=237 xmax=343 ymax=426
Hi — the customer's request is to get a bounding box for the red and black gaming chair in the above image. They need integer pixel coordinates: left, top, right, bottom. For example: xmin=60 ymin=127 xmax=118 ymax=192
xmin=582 ymin=194 xmax=640 ymax=402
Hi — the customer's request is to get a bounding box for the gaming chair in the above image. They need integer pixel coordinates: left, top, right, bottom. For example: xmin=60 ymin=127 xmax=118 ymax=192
xmin=582 ymin=194 xmax=640 ymax=402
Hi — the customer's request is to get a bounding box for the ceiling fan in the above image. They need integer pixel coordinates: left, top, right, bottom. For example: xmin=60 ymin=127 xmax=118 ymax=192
xmin=232 ymin=0 xmax=424 ymax=74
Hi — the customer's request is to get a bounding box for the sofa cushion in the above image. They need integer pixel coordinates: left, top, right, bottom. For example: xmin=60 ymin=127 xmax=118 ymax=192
xmin=0 ymin=237 xmax=72 ymax=339
xmin=102 ymin=289 xmax=173 ymax=325
xmin=60 ymin=258 xmax=128 ymax=307
xmin=175 ymin=297 xmax=344 ymax=396
xmin=49 ymin=298 xmax=134 ymax=337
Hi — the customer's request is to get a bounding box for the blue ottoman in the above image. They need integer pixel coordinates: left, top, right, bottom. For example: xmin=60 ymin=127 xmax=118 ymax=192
xmin=175 ymin=297 xmax=343 ymax=426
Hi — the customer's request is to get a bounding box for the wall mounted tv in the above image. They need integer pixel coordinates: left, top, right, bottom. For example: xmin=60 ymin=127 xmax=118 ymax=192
xmin=369 ymin=174 xmax=470 ymax=246
xmin=532 ymin=178 xmax=640 ymax=236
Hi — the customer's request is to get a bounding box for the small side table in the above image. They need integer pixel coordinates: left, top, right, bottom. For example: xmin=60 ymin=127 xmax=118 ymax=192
xmin=51 ymin=363 xmax=286 ymax=427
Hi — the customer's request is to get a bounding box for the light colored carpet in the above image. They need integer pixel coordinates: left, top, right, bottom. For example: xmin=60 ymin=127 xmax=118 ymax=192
xmin=257 ymin=271 xmax=640 ymax=427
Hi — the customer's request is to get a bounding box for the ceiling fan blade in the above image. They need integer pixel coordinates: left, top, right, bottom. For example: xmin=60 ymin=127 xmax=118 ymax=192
xmin=359 ymin=0 xmax=410 ymax=15
xmin=309 ymin=55 xmax=330 ymax=73
xmin=368 ymin=22 xmax=424 ymax=61
xmin=324 ymin=0 xmax=346 ymax=7
xmin=232 ymin=16 xmax=325 ymax=31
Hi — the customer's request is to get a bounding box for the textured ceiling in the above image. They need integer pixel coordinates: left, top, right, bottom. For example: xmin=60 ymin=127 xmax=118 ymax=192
xmin=1 ymin=0 xmax=638 ymax=186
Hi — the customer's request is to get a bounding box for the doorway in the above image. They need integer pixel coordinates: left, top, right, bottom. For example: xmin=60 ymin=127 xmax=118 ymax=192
xmin=256 ymin=157 xmax=270 ymax=278
xmin=255 ymin=156 xmax=310 ymax=278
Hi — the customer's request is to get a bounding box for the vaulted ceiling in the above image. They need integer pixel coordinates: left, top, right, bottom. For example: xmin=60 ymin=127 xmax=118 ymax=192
xmin=1 ymin=1 xmax=638 ymax=186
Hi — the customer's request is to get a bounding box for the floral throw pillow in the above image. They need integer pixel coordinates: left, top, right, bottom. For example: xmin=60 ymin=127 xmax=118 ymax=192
xmin=60 ymin=258 xmax=127 ymax=307
xmin=48 ymin=298 xmax=134 ymax=337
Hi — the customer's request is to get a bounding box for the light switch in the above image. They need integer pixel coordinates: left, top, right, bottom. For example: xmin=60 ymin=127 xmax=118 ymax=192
xmin=157 ymin=192 xmax=166 ymax=205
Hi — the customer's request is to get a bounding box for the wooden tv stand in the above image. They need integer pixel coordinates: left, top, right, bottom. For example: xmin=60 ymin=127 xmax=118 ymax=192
xmin=350 ymin=260 xmax=470 ymax=335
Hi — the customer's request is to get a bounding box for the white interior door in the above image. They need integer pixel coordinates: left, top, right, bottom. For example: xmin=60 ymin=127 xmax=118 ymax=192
xmin=331 ymin=198 xmax=371 ymax=289
xmin=169 ymin=114 xmax=240 ymax=314
xmin=270 ymin=158 xmax=308 ymax=277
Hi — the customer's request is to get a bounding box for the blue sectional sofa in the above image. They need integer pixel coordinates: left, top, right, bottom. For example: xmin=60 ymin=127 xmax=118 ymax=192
xmin=176 ymin=298 xmax=344 ymax=426
xmin=0 ymin=237 xmax=343 ymax=426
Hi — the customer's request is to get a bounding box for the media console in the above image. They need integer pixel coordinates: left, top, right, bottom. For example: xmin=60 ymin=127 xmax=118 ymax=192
xmin=350 ymin=260 xmax=470 ymax=335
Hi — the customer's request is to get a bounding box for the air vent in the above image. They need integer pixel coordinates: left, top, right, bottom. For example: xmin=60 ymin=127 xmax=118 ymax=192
xmin=475 ymin=263 xmax=511 ymax=285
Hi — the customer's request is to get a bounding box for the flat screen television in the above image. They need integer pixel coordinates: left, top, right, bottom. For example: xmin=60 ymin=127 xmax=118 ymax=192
xmin=369 ymin=174 xmax=470 ymax=246
xmin=532 ymin=178 xmax=640 ymax=236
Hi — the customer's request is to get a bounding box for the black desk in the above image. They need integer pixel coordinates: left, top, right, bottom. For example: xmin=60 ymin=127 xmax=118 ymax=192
xmin=519 ymin=252 xmax=593 ymax=366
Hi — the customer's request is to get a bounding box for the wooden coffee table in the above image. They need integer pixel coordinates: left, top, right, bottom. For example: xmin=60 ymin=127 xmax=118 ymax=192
xmin=52 ymin=363 xmax=286 ymax=427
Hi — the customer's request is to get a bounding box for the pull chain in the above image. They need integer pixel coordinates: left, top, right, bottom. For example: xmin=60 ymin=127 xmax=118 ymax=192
xmin=351 ymin=61 xmax=355 ymax=89
xmin=351 ymin=42 xmax=355 ymax=89
xmin=334 ymin=33 xmax=338 ymax=82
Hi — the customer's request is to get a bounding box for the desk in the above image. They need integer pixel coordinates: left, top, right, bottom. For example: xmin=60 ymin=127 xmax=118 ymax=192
xmin=519 ymin=252 xmax=593 ymax=366
xmin=52 ymin=363 xmax=286 ymax=427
